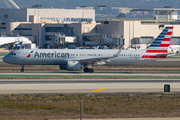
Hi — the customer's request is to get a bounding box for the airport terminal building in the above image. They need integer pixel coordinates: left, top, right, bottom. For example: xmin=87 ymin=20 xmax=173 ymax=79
xmin=0 ymin=8 xmax=95 ymax=23
xmin=99 ymin=20 xmax=180 ymax=49
xmin=0 ymin=7 xmax=180 ymax=49
xmin=0 ymin=8 xmax=98 ymax=48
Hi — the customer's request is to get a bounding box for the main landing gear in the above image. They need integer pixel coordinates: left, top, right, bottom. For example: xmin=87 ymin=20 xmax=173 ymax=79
xmin=83 ymin=67 xmax=94 ymax=73
xmin=21 ymin=65 xmax=24 ymax=72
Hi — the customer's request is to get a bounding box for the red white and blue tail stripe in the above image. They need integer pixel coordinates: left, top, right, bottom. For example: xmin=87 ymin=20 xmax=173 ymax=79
xmin=148 ymin=26 xmax=173 ymax=48
xmin=142 ymin=26 xmax=173 ymax=59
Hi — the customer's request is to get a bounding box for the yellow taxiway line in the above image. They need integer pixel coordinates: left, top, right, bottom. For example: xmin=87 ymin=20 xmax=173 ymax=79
xmin=93 ymin=88 xmax=105 ymax=92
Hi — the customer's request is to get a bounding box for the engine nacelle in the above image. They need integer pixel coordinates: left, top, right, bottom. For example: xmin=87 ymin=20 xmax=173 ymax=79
xmin=59 ymin=61 xmax=82 ymax=71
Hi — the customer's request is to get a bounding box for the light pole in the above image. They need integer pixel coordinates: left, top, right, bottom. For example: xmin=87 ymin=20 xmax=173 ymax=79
xmin=97 ymin=5 xmax=106 ymax=18
xmin=80 ymin=5 xmax=86 ymax=22
xmin=80 ymin=98 xmax=83 ymax=120
xmin=32 ymin=4 xmax=42 ymax=47
xmin=32 ymin=4 xmax=42 ymax=23
xmin=97 ymin=5 xmax=106 ymax=46
xmin=79 ymin=6 xmax=86 ymax=46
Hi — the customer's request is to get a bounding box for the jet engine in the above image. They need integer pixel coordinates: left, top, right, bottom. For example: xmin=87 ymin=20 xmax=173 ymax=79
xmin=59 ymin=61 xmax=82 ymax=71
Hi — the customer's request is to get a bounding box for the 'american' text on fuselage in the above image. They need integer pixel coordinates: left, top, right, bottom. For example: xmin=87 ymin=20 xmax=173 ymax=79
xmin=34 ymin=52 xmax=69 ymax=58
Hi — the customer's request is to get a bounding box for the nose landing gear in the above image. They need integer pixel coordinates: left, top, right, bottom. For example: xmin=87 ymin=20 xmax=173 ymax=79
xmin=21 ymin=65 xmax=24 ymax=72
xmin=83 ymin=67 xmax=94 ymax=73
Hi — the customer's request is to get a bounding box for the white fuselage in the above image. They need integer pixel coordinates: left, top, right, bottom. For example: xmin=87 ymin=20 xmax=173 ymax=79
xmin=3 ymin=49 xmax=154 ymax=66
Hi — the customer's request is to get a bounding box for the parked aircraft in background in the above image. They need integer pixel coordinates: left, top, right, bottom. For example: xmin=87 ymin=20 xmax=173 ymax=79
xmin=3 ymin=26 xmax=174 ymax=73
xmin=0 ymin=37 xmax=31 ymax=46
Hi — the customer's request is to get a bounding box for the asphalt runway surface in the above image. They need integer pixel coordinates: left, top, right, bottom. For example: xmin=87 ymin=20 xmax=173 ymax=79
xmin=0 ymin=79 xmax=180 ymax=94
xmin=0 ymin=71 xmax=180 ymax=76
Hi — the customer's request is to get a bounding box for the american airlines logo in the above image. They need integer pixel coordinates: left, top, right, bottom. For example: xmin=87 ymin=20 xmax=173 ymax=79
xmin=27 ymin=50 xmax=34 ymax=58
xmin=34 ymin=52 xmax=69 ymax=58
xmin=136 ymin=45 xmax=140 ymax=49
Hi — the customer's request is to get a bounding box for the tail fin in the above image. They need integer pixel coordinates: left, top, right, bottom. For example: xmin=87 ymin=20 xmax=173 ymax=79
xmin=148 ymin=26 xmax=173 ymax=48
xmin=142 ymin=26 xmax=174 ymax=59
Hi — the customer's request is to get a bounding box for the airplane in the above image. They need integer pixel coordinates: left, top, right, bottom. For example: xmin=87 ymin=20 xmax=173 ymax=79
xmin=0 ymin=37 xmax=31 ymax=46
xmin=3 ymin=26 xmax=174 ymax=73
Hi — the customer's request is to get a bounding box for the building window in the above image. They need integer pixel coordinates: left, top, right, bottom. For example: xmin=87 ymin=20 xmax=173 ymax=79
xmin=141 ymin=36 xmax=154 ymax=39
xmin=46 ymin=27 xmax=73 ymax=33
xmin=104 ymin=21 xmax=109 ymax=24
xmin=1 ymin=22 xmax=5 ymax=25
xmin=45 ymin=35 xmax=55 ymax=41
xmin=14 ymin=28 xmax=32 ymax=30
xmin=14 ymin=28 xmax=21 ymax=30
xmin=0 ymin=27 xmax=6 ymax=29
xmin=21 ymin=28 xmax=32 ymax=30
xmin=4 ymin=14 xmax=8 ymax=19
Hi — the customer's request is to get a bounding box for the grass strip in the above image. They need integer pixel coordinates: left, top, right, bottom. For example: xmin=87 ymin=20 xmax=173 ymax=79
xmin=0 ymin=93 xmax=180 ymax=119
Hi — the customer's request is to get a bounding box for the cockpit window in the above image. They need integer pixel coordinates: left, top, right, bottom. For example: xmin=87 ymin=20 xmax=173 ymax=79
xmin=8 ymin=52 xmax=13 ymax=55
xmin=8 ymin=52 xmax=16 ymax=56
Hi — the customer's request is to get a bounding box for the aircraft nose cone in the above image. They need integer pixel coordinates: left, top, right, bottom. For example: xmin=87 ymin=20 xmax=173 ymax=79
xmin=3 ymin=56 xmax=8 ymax=63
xmin=3 ymin=56 xmax=12 ymax=64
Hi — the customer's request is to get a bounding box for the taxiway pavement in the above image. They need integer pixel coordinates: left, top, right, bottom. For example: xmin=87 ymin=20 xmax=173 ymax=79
xmin=0 ymin=79 xmax=180 ymax=94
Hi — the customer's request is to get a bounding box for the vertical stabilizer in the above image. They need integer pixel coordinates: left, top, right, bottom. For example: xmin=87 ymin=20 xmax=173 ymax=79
xmin=142 ymin=26 xmax=174 ymax=59
xmin=148 ymin=26 xmax=173 ymax=48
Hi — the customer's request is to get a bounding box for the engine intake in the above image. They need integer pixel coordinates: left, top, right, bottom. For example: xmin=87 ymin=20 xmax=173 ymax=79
xmin=59 ymin=61 xmax=82 ymax=71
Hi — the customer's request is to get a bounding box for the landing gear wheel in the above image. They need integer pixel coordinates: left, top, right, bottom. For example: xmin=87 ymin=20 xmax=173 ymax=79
xmin=84 ymin=68 xmax=89 ymax=73
xmin=89 ymin=68 xmax=94 ymax=73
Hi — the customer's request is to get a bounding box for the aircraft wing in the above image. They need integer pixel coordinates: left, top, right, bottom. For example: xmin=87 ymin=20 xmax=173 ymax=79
xmin=73 ymin=48 xmax=122 ymax=65
xmin=0 ymin=37 xmax=32 ymax=46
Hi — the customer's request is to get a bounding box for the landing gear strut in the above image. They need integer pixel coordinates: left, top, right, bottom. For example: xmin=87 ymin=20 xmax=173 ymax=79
xmin=21 ymin=65 xmax=24 ymax=72
xmin=83 ymin=67 xmax=94 ymax=73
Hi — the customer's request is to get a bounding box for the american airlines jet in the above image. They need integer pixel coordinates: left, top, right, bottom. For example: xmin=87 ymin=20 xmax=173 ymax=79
xmin=3 ymin=26 xmax=174 ymax=73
